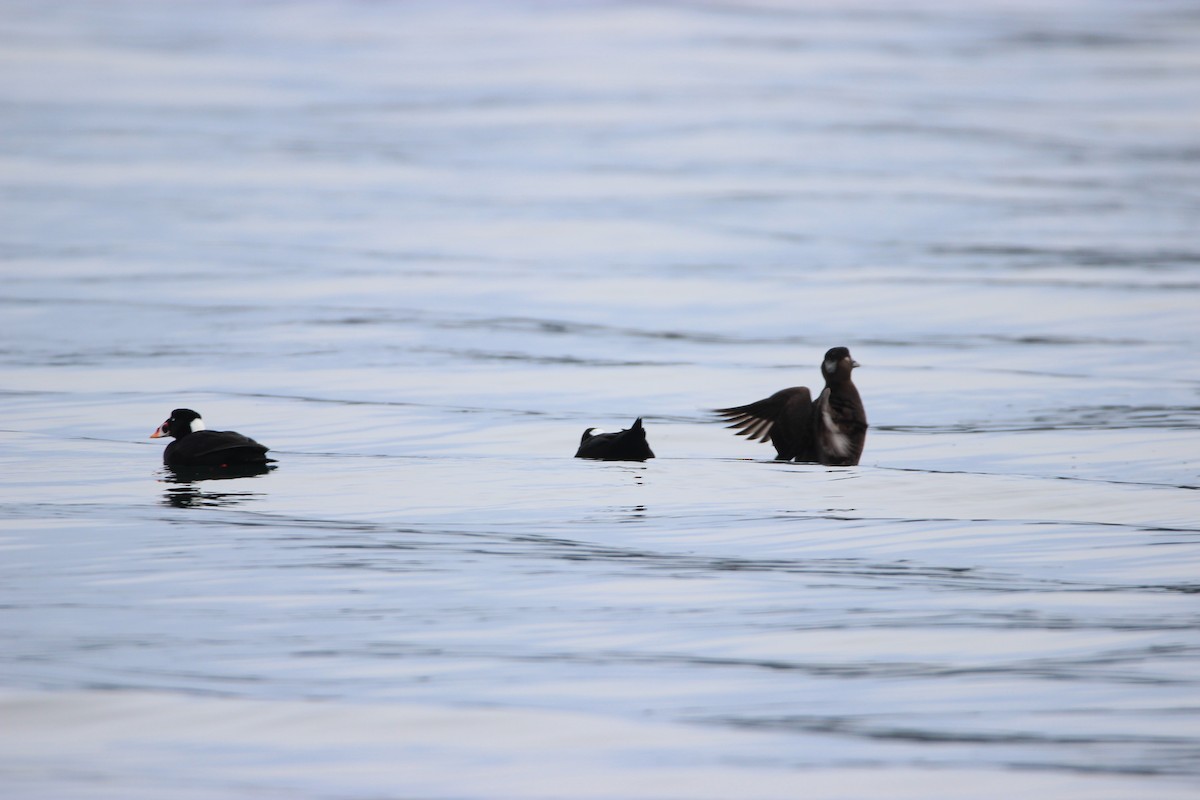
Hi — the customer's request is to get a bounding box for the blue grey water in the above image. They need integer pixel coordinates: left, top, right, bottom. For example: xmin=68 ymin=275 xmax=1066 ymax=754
xmin=2 ymin=0 xmax=1199 ymax=797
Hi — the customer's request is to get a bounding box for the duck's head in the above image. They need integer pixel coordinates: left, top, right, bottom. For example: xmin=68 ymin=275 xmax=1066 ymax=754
xmin=150 ymin=408 xmax=205 ymax=440
xmin=821 ymin=347 xmax=860 ymax=381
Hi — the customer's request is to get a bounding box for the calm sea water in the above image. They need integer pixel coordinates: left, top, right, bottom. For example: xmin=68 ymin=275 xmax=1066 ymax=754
xmin=3 ymin=1 xmax=1200 ymax=798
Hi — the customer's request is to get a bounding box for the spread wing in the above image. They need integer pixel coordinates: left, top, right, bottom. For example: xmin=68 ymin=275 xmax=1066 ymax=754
xmin=714 ymin=387 xmax=811 ymax=444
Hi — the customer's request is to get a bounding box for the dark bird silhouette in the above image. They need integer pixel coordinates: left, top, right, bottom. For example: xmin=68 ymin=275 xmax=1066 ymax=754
xmin=150 ymin=408 xmax=272 ymax=468
xmin=575 ymin=417 xmax=655 ymax=462
xmin=715 ymin=347 xmax=867 ymax=465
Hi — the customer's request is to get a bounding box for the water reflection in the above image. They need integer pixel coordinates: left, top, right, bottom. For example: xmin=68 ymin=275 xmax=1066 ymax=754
xmin=160 ymin=463 xmax=274 ymax=508
xmin=163 ymin=463 xmax=275 ymax=483
xmin=618 ymin=504 xmax=647 ymax=523
xmin=161 ymin=486 xmax=265 ymax=508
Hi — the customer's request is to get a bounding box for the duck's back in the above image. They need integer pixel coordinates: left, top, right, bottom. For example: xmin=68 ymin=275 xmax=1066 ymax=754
xmin=164 ymin=430 xmax=270 ymax=467
xmin=575 ymin=419 xmax=654 ymax=462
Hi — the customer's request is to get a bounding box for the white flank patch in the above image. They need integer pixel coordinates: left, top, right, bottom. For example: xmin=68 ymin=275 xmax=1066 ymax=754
xmin=820 ymin=392 xmax=850 ymax=457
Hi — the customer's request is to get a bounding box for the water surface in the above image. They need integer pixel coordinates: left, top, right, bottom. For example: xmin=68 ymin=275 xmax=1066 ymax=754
xmin=2 ymin=1 xmax=1199 ymax=798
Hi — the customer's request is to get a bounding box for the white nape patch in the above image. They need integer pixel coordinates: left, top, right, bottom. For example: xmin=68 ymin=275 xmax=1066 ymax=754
xmin=823 ymin=358 xmax=837 ymax=375
xmin=588 ymin=429 xmax=604 ymax=436
xmin=189 ymin=418 xmax=206 ymax=433
xmin=820 ymin=393 xmax=851 ymax=457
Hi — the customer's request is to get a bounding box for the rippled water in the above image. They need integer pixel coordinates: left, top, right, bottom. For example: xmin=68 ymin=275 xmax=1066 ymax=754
xmin=3 ymin=1 xmax=1200 ymax=797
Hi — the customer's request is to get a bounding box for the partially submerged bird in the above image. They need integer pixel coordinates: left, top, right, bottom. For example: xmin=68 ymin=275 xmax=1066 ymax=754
xmin=575 ymin=417 xmax=655 ymax=462
xmin=150 ymin=408 xmax=272 ymax=468
xmin=715 ymin=347 xmax=867 ymax=466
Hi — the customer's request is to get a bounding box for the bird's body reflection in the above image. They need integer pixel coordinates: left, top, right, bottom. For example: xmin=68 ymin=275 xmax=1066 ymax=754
xmin=160 ymin=463 xmax=275 ymax=508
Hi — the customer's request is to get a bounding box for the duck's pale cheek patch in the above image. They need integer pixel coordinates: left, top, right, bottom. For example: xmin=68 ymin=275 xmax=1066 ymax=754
xmin=823 ymin=359 xmax=836 ymax=375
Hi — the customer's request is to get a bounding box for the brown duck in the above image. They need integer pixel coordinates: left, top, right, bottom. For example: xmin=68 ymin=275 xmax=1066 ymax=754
xmin=715 ymin=347 xmax=867 ymax=466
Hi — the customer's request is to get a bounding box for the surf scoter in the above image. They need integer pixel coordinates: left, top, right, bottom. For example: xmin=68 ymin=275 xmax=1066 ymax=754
xmin=150 ymin=408 xmax=272 ymax=468
xmin=575 ymin=417 xmax=655 ymax=462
